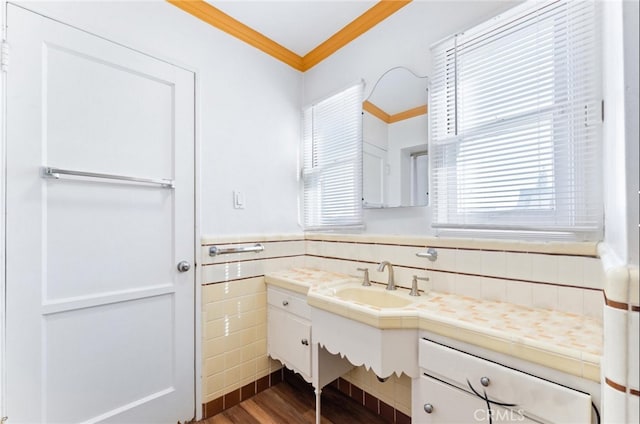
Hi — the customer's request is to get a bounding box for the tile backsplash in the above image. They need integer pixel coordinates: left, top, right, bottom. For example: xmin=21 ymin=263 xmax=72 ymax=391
xmin=304 ymin=234 xmax=604 ymax=320
xmin=199 ymin=233 xmax=605 ymax=415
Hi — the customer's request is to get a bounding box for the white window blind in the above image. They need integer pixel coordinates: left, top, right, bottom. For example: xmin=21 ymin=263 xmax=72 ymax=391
xmin=302 ymin=82 xmax=364 ymax=230
xmin=430 ymin=0 xmax=602 ymax=240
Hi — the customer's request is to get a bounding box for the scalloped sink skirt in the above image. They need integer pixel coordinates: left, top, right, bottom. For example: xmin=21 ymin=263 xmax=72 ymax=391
xmin=311 ymin=306 xmax=419 ymax=379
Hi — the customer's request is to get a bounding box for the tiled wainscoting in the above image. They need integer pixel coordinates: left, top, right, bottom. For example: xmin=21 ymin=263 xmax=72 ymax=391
xmin=599 ymin=244 xmax=640 ymax=423
xmin=200 ymin=235 xmax=305 ymax=416
xmin=200 ymin=233 xmax=607 ymax=421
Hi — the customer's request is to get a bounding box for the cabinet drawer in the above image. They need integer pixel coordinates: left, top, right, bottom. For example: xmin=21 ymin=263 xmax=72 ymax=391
xmin=267 ymin=305 xmax=312 ymax=378
xmin=412 ymin=374 xmax=539 ymax=424
xmin=419 ymin=339 xmax=591 ymax=423
xmin=267 ymin=286 xmax=311 ymax=320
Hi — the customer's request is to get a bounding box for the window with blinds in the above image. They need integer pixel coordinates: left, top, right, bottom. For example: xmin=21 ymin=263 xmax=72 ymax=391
xmin=301 ymin=82 xmax=364 ymax=230
xmin=430 ymin=0 xmax=602 ymax=240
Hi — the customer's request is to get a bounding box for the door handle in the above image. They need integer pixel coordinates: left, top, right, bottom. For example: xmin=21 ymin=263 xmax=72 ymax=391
xmin=177 ymin=261 xmax=191 ymax=272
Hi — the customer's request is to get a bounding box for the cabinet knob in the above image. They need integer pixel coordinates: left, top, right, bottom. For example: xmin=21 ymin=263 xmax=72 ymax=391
xmin=480 ymin=376 xmax=490 ymax=387
xmin=423 ymin=403 xmax=434 ymax=414
xmin=301 ymin=339 xmax=309 ymax=346
xmin=282 ymin=300 xmax=289 ymax=306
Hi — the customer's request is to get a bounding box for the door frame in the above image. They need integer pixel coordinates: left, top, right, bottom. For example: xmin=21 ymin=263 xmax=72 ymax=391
xmin=1 ymin=0 xmax=8 ymax=419
xmin=0 ymin=2 xmax=203 ymax=420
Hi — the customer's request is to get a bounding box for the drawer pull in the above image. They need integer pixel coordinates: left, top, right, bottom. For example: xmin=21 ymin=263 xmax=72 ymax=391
xmin=282 ymin=300 xmax=289 ymax=306
xmin=423 ymin=404 xmax=434 ymax=414
xmin=301 ymin=339 xmax=309 ymax=346
xmin=480 ymin=376 xmax=490 ymax=387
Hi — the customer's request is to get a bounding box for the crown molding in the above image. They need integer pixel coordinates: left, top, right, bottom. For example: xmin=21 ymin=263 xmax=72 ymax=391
xmin=362 ymin=100 xmax=390 ymax=122
xmin=364 ymin=101 xmax=427 ymax=124
xmin=167 ymin=0 xmax=304 ymax=70
xmin=301 ymin=1 xmax=411 ymax=71
xmin=388 ymin=104 xmax=428 ymax=123
xmin=167 ymin=0 xmax=411 ymax=72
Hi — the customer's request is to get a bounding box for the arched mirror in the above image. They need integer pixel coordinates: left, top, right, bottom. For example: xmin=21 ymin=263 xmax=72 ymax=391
xmin=362 ymin=67 xmax=429 ymax=208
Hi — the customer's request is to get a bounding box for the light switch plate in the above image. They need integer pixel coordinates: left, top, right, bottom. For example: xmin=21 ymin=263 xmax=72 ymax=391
xmin=233 ymin=190 xmax=245 ymax=209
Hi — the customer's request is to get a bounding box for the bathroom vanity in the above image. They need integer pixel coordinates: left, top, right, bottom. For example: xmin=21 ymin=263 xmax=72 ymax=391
xmin=265 ymin=268 xmax=601 ymax=424
xmin=266 ymin=271 xmax=354 ymax=423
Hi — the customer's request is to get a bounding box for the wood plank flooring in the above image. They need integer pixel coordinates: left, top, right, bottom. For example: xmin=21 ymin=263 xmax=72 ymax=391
xmin=199 ymin=380 xmax=389 ymax=424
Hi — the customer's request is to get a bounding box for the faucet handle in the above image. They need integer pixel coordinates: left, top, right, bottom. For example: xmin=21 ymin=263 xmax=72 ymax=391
xmin=416 ymin=247 xmax=438 ymax=261
xmin=410 ymin=275 xmax=429 ymax=296
xmin=357 ymin=267 xmax=371 ymax=286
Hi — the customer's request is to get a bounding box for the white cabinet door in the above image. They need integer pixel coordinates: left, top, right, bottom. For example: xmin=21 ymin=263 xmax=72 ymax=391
xmin=267 ymin=306 xmax=312 ymax=379
xmin=5 ymin=5 xmax=195 ymax=423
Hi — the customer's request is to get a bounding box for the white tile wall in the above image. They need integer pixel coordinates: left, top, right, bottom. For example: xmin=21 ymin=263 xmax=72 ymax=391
xmin=557 ymin=286 xmax=585 ymax=315
xmin=603 ymin=384 xmax=628 ymax=423
xmin=505 ymin=281 xmax=534 ymax=307
xmin=628 ymin=311 xmax=639 ymax=390
xmin=505 ymin=252 xmax=533 ymax=281
xmin=480 ymin=276 xmax=507 ymax=302
xmin=304 ymin=235 xmax=604 ymax=319
xmin=481 ymin=250 xmax=507 ymax=278
xmin=603 ymin=306 xmax=629 ymax=385
xmin=531 ymin=284 xmax=558 ymax=310
xmin=628 ymin=391 xmax=639 ymax=424
xmin=530 ymin=254 xmax=559 ymax=284
xmin=456 ymin=249 xmax=482 ymax=275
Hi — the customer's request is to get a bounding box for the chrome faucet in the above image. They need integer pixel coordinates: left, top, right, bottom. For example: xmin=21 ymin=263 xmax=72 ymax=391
xmin=377 ymin=261 xmax=396 ymax=290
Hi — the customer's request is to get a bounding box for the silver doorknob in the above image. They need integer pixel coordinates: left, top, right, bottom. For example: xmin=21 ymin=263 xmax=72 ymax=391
xmin=424 ymin=403 xmax=434 ymax=414
xmin=177 ymin=261 xmax=191 ymax=272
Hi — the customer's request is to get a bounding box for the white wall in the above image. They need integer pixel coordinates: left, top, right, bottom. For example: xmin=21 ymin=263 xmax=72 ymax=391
xmin=12 ymin=0 xmax=303 ymax=237
xmin=622 ymin=0 xmax=639 ymax=266
xmin=302 ymin=0 xmax=518 ymax=235
xmin=602 ymin=0 xmax=640 ymax=265
xmin=0 ymin=1 xmax=5 ymax=415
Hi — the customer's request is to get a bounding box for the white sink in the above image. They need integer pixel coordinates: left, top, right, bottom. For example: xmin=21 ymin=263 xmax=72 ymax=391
xmin=335 ymin=286 xmax=414 ymax=308
xmin=307 ymin=280 xmax=420 ymax=379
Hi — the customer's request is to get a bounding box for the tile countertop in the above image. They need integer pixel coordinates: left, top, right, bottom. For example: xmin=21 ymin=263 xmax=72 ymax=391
xmin=265 ymin=268 xmax=603 ymax=383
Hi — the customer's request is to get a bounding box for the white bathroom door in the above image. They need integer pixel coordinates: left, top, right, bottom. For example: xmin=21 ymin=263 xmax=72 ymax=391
xmin=5 ymin=5 xmax=195 ymax=423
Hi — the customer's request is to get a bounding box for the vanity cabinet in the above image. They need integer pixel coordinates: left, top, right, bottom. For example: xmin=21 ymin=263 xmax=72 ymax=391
xmin=412 ymin=339 xmax=593 ymax=424
xmin=267 ymin=286 xmax=312 ymax=381
xmin=414 ymin=374 xmax=539 ymax=423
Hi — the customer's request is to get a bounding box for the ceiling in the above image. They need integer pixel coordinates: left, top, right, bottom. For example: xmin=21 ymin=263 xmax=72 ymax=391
xmin=207 ymin=1 xmax=377 ymax=56
xmin=171 ymin=0 xmax=409 ymax=71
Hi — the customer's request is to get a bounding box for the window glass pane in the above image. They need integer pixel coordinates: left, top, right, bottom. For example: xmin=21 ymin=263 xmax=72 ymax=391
xmin=430 ymin=0 xmax=601 ymax=239
xmin=302 ymin=83 xmax=364 ymax=230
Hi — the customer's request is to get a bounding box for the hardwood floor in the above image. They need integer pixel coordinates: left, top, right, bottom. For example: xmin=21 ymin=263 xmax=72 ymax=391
xmin=199 ymin=380 xmax=390 ymax=424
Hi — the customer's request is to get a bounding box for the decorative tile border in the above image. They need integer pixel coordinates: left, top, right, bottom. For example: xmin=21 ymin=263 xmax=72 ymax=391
xmin=605 ymin=377 xmax=640 ymax=397
xmin=305 ymin=233 xmax=599 ymax=256
xmin=202 ymin=369 xmax=284 ymax=419
xmin=283 ymin=368 xmax=411 ymax=424
xmin=333 ymin=376 xmax=411 ymax=424
xmin=202 ymin=368 xmax=414 ymax=422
